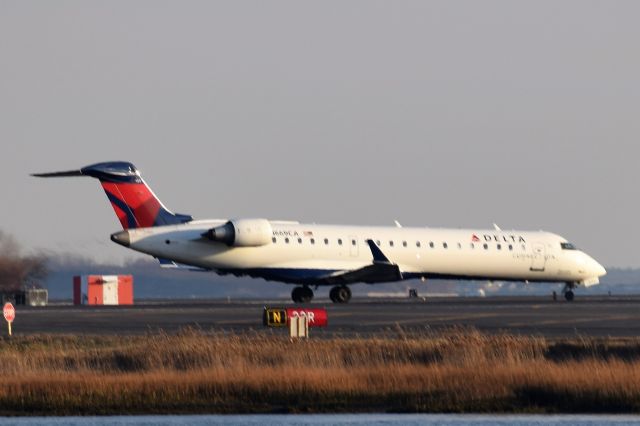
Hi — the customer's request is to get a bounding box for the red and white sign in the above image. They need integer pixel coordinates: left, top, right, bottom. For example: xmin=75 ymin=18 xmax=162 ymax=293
xmin=263 ymin=307 xmax=328 ymax=328
xmin=3 ymin=303 xmax=15 ymax=323
xmin=286 ymin=307 xmax=328 ymax=327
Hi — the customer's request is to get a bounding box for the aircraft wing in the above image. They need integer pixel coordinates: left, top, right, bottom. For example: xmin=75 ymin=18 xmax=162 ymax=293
xmin=321 ymin=262 xmax=403 ymax=284
xmin=214 ymin=240 xmax=403 ymax=285
xmin=320 ymin=240 xmax=403 ymax=284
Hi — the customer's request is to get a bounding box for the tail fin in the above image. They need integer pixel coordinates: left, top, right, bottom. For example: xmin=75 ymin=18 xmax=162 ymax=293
xmin=33 ymin=161 xmax=192 ymax=229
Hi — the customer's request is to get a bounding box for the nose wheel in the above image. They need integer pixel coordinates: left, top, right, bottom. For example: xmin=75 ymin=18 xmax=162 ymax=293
xmin=329 ymin=285 xmax=352 ymax=304
xmin=291 ymin=286 xmax=313 ymax=303
xmin=562 ymin=282 xmax=576 ymax=302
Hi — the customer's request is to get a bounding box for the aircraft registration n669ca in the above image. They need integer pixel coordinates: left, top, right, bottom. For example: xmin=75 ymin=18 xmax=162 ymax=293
xmin=33 ymin=161 xmax=606 ymax=303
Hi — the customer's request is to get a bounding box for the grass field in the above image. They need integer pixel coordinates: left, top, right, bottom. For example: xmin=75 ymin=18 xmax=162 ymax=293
xmin=1 ymin=328 xmax=640 ymax=415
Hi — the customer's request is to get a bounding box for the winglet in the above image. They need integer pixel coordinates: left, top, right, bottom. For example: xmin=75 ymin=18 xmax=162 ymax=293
xmin=366 ymin=239 xmax=391 ymax=264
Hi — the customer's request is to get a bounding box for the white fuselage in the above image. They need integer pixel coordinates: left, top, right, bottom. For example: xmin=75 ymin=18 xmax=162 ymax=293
xmin=120 ymin=220 xmax=606 ymax=285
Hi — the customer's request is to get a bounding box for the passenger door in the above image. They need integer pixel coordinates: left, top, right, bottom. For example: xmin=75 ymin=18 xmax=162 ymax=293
xmin=530 ymin=243 xmax=546 ymax=272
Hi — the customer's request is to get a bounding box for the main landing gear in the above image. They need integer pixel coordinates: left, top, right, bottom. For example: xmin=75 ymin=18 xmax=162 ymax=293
xmin=562 ymin=282 xmax=576 ymax=302
xmin=329 ymin=285 xmax=351 ymax=304
xmin=291 ymin=286 xmax=313 ymax=303
xmin=290 ymin=285 xmax=352 ymax=303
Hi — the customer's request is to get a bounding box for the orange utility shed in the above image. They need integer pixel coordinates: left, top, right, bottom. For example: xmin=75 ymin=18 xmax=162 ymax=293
xmin=73 ymin=275 xmax=133 ymax=305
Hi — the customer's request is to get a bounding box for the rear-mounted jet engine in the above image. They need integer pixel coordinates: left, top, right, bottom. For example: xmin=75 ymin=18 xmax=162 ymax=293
xmin=203 ymin=218 xmax=273 ymax=247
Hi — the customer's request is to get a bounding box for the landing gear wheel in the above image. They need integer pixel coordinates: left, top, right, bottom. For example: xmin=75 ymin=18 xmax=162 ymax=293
xmin=291 ymin=287 xmax=300 ymax=303
xmin=329 ymin=287 xmax=337 ymax=303
xmin=330 ymin=285 xmax=351 ymax=304
xmin=291 ymin=286 xmax=314 ymax=303
xmin=564 ymin=290 xmax=574 ymax=302
xmin=562 ymin=282 xmax=576 ymax=302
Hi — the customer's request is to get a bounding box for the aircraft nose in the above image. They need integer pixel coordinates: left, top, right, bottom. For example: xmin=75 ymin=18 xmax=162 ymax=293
xmin=110 ymin=230 xmax=130 ymax=247
xmin=593 ymin=260 xmax=607 ymax=277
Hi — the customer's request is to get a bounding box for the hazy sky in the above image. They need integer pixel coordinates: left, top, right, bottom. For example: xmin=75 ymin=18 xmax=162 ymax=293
xmin=1 ymin=1 xmax=639 ymax=268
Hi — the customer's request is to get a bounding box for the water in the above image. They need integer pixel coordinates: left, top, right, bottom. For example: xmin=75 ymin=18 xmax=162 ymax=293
xmin=0 ymin=415 xmax=639 ymax=426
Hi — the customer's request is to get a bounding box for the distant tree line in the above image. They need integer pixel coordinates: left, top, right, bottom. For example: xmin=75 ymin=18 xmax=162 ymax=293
xmin=0 ymin=230 xmax=48 ymax=292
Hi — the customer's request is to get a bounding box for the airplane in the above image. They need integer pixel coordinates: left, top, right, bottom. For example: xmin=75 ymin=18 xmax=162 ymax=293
xmin=33 ymin=161 xmax=606 ymax=303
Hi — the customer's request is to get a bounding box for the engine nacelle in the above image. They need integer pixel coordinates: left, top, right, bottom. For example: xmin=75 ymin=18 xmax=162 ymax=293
xmin=203 ymin=218 xmax=273 ymax=247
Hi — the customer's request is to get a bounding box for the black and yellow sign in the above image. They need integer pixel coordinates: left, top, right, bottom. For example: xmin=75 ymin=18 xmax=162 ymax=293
xmin=263 ymin=308 xmax=287 ymax=327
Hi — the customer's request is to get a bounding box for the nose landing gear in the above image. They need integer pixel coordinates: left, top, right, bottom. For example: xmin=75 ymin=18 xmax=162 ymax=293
xmin=329 ymin=285 xmax=352 ymax=304
xmin=562 ymin=282 xmax=576 ymax=302
xmin=291 ymin=286 xmax=314 ymax=303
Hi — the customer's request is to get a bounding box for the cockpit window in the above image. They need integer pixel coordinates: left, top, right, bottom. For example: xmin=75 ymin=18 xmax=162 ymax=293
xmin=561 ymin=242 xmax=577 ymax=250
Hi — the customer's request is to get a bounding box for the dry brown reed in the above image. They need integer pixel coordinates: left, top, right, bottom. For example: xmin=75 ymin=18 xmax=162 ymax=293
xmin=0 ymin=328 xmax=640 ymax=414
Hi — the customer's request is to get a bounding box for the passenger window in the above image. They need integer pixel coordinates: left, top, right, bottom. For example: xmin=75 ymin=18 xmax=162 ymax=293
xmin=298 ymin=238 xmax=302 ymax=244
xmin=352 ymin=239 xmax=356 ymax=246
xmin=508 ymin=244 xmax=513 ymax=251
xmin=338 ymin=239 xmax=343 ymax=245
xmin=376 ymin=240 xmax=381 ymax=246
xmin=483 ymin=243 xmax=488 ymax=250
xmin=272 ymin=237 xmax=277 ymax=243
xmin=416 ymin=241 xmax=421 ymax=248
xmin=402 ymin=241 xmax=407 ymax=247
xmin=310 ymin=238 xmax=315 ymax=245
xmin=443 ymin=242 xmax=448 ymax=249
xmin=457 ymin=243 xmax=462 ymax=249
xmin=470 ymin=243 xmax=475 ymax=249
xmin=429 ymin=242 xmax=434 ymax=248
xmin=324 ymin=238 xmax=329 ymax=245
xmin=497 ymin=244 xmax=501 ymax=250
xmin=389 ymin=241 xmax=394 ymax=247
xmin=285 ymin=238 xmax=289 ymax=244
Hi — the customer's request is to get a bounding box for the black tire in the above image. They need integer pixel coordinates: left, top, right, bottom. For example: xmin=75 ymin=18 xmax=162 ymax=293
xmin=334 ymin=286 xmax=351 ymax=304
xmin=291 ymin=287 xmax=302 ymax=303
xmin=299 ymin=286 xmax=314 ymax=303
xmin=564 ymin=290 xmax=574 ymax=302
xmin=329 ymin=286 xmax=338 ymax=303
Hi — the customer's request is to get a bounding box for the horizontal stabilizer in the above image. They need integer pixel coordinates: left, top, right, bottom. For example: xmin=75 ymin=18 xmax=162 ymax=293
xmin=32 ymin=170 xmax=84 ymax=178
xmin=32 ymin=161 xmax=193 ymax=229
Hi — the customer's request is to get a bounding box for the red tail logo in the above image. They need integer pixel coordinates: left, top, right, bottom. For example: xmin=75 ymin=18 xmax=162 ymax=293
xmin=101 ymin=182 xmax=163 ymax=229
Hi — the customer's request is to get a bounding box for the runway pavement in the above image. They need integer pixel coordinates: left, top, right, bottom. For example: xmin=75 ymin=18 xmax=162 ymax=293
xmin=8 ymin=296 xmax=640 ymax=338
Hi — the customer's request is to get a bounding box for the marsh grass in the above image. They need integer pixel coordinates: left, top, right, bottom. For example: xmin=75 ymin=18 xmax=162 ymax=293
xmin=0 ymin=328 xmax=640 ymax=414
